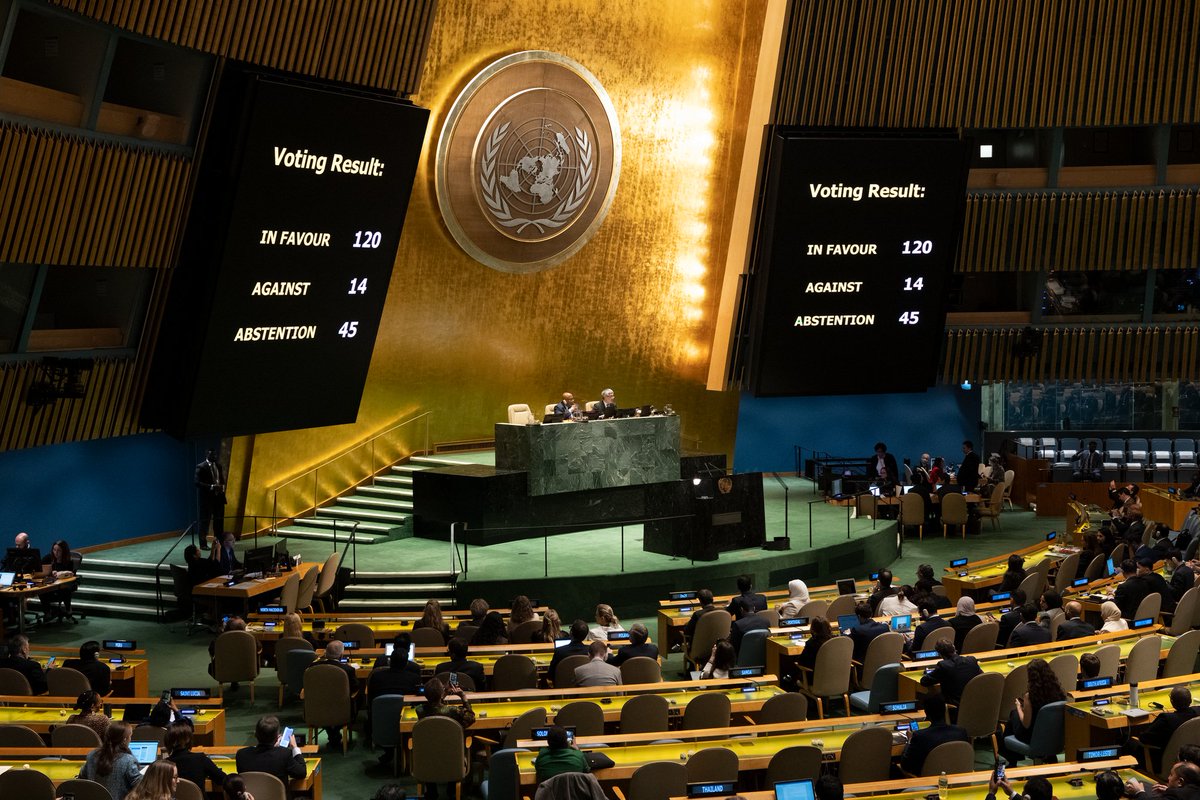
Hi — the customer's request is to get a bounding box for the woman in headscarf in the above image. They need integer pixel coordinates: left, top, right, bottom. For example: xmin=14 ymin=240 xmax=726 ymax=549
xmin=775 ymin=579 xmax=811 ymax=619
xmin=1100 ymin=601 xmax=1128 ymax=632
xmin=948 ymin=595 xmax=982 ymax=651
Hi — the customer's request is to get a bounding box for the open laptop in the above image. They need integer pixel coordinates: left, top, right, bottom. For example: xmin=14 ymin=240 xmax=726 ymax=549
xmin=128 ymin=740 xmax=158 ymax=774
xmin=0 ymin=572 xmax=15 ymax=588
xmin=835 ymin=578 xmax=856 ymax=595
xmin=890 ymin=615 xmax=912 ymax=633
xmin=775 ymin=779 xmax=815 ymax=800
xmin=837 ymin=614 xmax=858 ymax=634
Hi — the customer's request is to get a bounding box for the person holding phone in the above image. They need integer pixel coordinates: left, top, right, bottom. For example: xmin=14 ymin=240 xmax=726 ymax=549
xmin=533 ymin=724 xmax=589 ymax=782
xmin=235 ymin=716 xmax=305 ymax=783
xmin=899 ymin=692 xmax=969 ymax=776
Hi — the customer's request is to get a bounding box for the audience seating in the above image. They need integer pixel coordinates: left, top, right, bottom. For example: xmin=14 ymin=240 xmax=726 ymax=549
xmin=482 ymin=748 xmax=530 ymax=800
xmin=920 ymin=740 xmax=976 ymax=776
xmin=411 ymin=716 xmax=469 ymax=800
xmin=618 ymin=694 xmax=668 ymax=734
xmin=304 ymin=663 xmax=354 ymax=753
xmin=619 ymin=657 xmax=661 ymax=684
xmin=55 ymin=778 xmax=111 ymax=800
xmin=684 ymin=746 xmax=738 ymax=783
xmin=556 ymin=700 xmax=605 ymax=737
xmin=239 ymin=772 xmax=288 ymax=800
xmin=0 ymin=724 xmax=45 ymax=746
xmin=371 ymin=694 xmax=407 ymax=775
xmin=838 ymin=725 xmax=892 ymax=782
xmin=49 ymin=724 xmax=101 ymax=748
xmin=213 ymin=629 xmax=260 ymax=701
xmin=1003 ymin=700 xmax=1066 ymax=763
xmin=681 ymin=692 xmax=730 ymax=730
xmin=175 ymin=778 xmax=206 ymax=800
xmin=765 ymin=744 xmax=822 ymax=785
xmin=612 ymin=761 xmax=686 ymax=800
xmin=0 ymin=768 xmax=55 ymax=800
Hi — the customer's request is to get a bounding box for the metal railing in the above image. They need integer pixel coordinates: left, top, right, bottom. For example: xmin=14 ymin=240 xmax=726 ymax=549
xmin=270 ymin=411 xmax=431 ymax=528
xmin=153 ymin=523 xmax=196 ymax=620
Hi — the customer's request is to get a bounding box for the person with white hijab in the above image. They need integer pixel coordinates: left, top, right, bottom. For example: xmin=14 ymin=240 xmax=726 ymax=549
xmin=775 ymin=579 xmax=811 ymax=619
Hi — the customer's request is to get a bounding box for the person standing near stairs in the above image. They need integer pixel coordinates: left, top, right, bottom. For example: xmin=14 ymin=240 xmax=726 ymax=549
xmin=195 ymin=449 xmax=227 ymax=543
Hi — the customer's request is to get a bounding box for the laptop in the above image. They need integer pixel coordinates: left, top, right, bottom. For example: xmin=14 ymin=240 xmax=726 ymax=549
xmin=128 ymin=740 xmax=158 ymax=773
xmin=890 ymin=615 xmax=912 ymax=633
xmin=836 ymin=578 xmax=856 ymax=595
xmin=774 ymin=779 xmax=815 ymax=800
xmin=837 ymin=614 xmax=858 ymax=634
xmin=0 ymin=572 xmax=14 ymax=588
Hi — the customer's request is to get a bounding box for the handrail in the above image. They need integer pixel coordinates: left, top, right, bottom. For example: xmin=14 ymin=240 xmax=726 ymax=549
xmin=153 ymin=522 xmax=195 ymax=620
xmin=269 ymin=410 xmax=432 ymax=528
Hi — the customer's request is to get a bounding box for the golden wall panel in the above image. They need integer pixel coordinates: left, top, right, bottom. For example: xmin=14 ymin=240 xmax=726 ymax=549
xmin=48 ymin=0 xmax=437 ymax=95
xmin=234 ymin=0 xmax=767 ymax=511
xmin=942 ymin=326 xmax=1200 ymax=384
xmin=776 ymin=0 xmax=1200 ymax=127
xmin=0 ymin=124 xmax=190 ymax=267
xmin=957 ymin=189 xmax=1200 ymax=272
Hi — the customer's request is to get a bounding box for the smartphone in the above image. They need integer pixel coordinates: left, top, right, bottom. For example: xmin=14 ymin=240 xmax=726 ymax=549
xmin=449 ymin=671 xmax=459 ymax=688
xmin=161 ymin=690 xmax=172 ymax=704
xmin=996 ymin=761 xmax=1006 ymax=782
xmin=279 ymin=726 xmax=293 ymax=746
xmin=46 ymin=656 xmax=56 ymax=668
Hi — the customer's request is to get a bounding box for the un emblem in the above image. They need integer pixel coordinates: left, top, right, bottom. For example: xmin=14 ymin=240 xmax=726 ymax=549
xmin=436 ymin=51 xmax=621 ymax=273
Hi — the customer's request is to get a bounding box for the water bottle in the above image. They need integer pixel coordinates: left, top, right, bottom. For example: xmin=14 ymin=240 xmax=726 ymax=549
xmin=939 ymin=772 xmax=949 ymax=800
xmin=1130 ymin=681 xmax=1139 ymax=708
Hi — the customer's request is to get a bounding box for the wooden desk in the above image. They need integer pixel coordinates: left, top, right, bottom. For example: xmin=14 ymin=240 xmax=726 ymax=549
xmin=689 ymin=758 xmax=1144 ymax=800
xmin=1064 ymin=672 xmax=1200 ymax=756
xmin=29 ymin=646 xmax=151 ymax=697
xmin=0 ymin=703 xmax=225 ymax=745
xmin=898 ymin=629 xmax=1175 ymax=700
xmin=0 ymin=575 xmax=77 ymax=635
xmin=941 ymin=539 xmax=1074 ymax=601
xmin=192 ymin=562 xmax=317 ymax=615
xmin=515 ymin=713 xmax=924 ymax=786
xmin=1141 ymin=486 xmax=1199 ymax=530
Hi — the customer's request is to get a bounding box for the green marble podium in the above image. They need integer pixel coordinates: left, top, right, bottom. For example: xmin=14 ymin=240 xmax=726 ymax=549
xmin=494 ymin=415 xmax=681 ymax=496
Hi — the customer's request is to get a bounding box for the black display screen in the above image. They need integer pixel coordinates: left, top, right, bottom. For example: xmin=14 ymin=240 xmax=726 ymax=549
xmin=142 ymin=70 xmax=428 ymax=437
xmin=744 ymin=130 xmax=967 ymax=396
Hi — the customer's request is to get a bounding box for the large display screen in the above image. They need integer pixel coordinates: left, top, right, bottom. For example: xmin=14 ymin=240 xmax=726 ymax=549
xmin=142 ymin=72 xmax=428 ymax=437
xmin=743 ymin=130 xmax=967 ymax=396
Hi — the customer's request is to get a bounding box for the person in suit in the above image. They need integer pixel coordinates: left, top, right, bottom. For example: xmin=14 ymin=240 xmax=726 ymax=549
xmin=729 ymin=595 xmax=770 ymax=654
xmin=184 ymin=544 xmax=221 ymax=587
xmin=849 ymin=601 xmax=889 ymax=664
xmin=948 ymin=596 xmax=983 ymax=652
xmin=63 ymin=640 xmax=112 ymax=695
xmin=608 ymin=622 xmax=659 ymax=667
xmin=996 ymin=590 xmax=1027 ymax=647
xmin=725 ymin=575 xmax=767 ymax=615
xmin=1168 ymin=550 xmax=1196 ymax=604
xmin=547 ymin=619 xmax=591 ymax=685
xmin=0 ymin=634 xmax=47 ymax=694
xmin=553 ymin=392 xmax=578 ymax=416
xmin=166 ymin=719 xmax=225 ymax=790
xmin=957 ymin=440 xmax=981 ymax=492
xmin=1138 ymin=557 xmax=1176 ymax=612
xmin=305 ymin=640 xmax=358 ymax=749
xmin=684 ymin=589 xmax=719 ymax=641
xmin=369 ymin=633 xmax=423 ymax=696
xmin=235 ymin=715 xmax=306 ymax=783
xmin=919 ymin=639 xmax=982 ymax=704
xmin=434 ymin=636 xmax=487 ymax=691
xmin=1073 ymin=440 xmax=1103 ymax=481
xmin=1126 ymin=761 xmax=1200 ymax=800
xmin=1137 ymin=687 xmax=1200 ymax=772
xmin=868 ymin=569 xmax=898 ymax=614
xmin=1115 ymin=559 xmax=1152 ymax=619
xmin=907 ymin=598 xmax=951 ymax=654
xmin=868 ymin=442 xmax=899 ymax=488
xmin=1056 ymin=601 xmax=1097 ymax=640
xmin=900 ymin=692 xmax=969 ymax=776
xmin=573 ymin=640 xmax=622 ymax=687
xmin=594 ymin=388 xmax=618 ymax=417
xmin=1009 ymin=604 xmax=1052 ymax=647
xmin=195 ymin=449 xmax=226 ymax=541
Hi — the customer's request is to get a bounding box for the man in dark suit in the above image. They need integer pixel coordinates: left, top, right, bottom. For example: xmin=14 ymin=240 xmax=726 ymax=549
xmin=684 ymin=589 xmax=718 ymax=642
xmin=907 ymin=599 xmax=951 ymax=654
xmin=608 ymin=622 xmax=659 ymax=668
xmin=1168 ymin=550 xmax=1196 ymax=604
xmin=868 ymin=442 xmax=899 ymax=488
xmin=306 ymin=641 xmax=359 ymax=749
xmin=0 ymin=635 xmax=47 ymax=694
xmin=552 ymin=392 xmax=578 ymax=416
xmin=195 ymin=449 xmax=227 ymax=540
xmin=957 ymin=440 xmax=981 ymax=492
xmin=1127 ymin=761 xmax=1200 ymax=800
xmin=434 ymin=636 xmax=487 ymax=691
xmin=995 ymin=590 xmax=1027 ymax=647
xmin=729 ymin=596 xmax=771 ymax=655
xmin=1115 ymin=559 xmax=1152 ymax=619
xmin=1139 ymin=557 xmax=1176 ymax=612
xmin=547 ymin=620 xmax=591 ymax=685
xmin=1073 ymin=441 xmax=1103 ymax=481
xmin=594 ymin=388 xmax=618 ymax=418
xmin=62 ymin=640 xmax=111 ymax=695
xmin=235 ymin=715 xmax=307 ymax=782
xmin=1009 ymin=604 xmax=1052 ymax=647
xmin=849 ymin=601 xmax=889 ymax=664
xmin=919 ymin=639 xmax=982 ymax=704
xmin=1137 ymin=687 xmax=1199 ymax=772
xmin=725 ymin=575 xmax=767 ymax=615
xmin=900 ymin=692 xmax=969 ymax=776
xmin=868 ymin=569 xmax=898 ymax=614
xmin=1056 ymin=601 xmax=1097 ymax=640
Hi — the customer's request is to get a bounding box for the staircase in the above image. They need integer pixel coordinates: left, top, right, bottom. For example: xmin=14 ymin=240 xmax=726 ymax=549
xmin=273 ymin=455 xmax=476 ymax=546
xmin=72 ymin=558 xmax=172 ymax=619
xmin=337 ymin=570 xmax=458 ymax=611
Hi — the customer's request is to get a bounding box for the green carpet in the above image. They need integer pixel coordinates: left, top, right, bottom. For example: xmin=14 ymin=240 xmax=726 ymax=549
xmin=29 ymin=471 xmax=1052 ymax=799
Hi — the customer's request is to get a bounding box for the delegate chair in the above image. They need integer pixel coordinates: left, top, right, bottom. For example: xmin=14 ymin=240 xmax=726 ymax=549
xmin=685 ymin=747 xmax=739 ymax=783
xmin=508 ymin=619 xmax=542 ymax=644
xmin=57 ymin=778 xmax=122 ymax=800
xmin=839 ymin=725 xmax=893 ymax=783
xmin=999 ymin=665 xmax=1029 ymax=725
xmin=1124 ymin=635 xmax=1163 ymax=684
xmin=620 ymin=694 xmax=669 ymax=734
xmin=796 ymin=600 xmax=829 ymax=619
xmin=240 ymin=772 xmax=288 ymax=800
xmin=278 ymin=571 xmax=300 ymax=614
xmin=1054 ymin=554 xmax=1082 ymax=593
xmin=798 ymin=634 xmax=853 ymax=718
xmin=1016 ymin=572 xmax=1045 ymax=601
xmin=951 ymin=672 xmax=1004 ymax=760
xmin=50 ymin=724 xmax=102 ymax=748
xmin=410 ymin=627 xmax=447 ymax=648
xmin=941 ymin=492 xmax=968 ymax=539
xmin=1048 ymin=654 xmax=1078 ymax=693
xmin=961 ymin=621 xmax=999 ymax=654
xmin=1001 ymin=470 xmax=1016 ymax=510
xmin=766 ymin=745 xmax=822 ymax=785
xmin=682 ymin=692 xmax=730 ymax=730
xmin=46 ymin=666 xmax=91 ymax=697
xmin=175 ymin=779 xmax=207 ymax=800
xmin=506 ymin=404 xmax=535 ymax=424
xmin=412 ymin=717 xmax=470 ymax=800
xmin=371 ymin=695 xmax=407 ymax=774
xmin=213 ymin=630 xmax=260 ymax=701
xmin=755 ymin=692 xmax=809 ymax=724
xmin=0 ymin=768 xmax=55 ymax=800
xmin=435 ymin=672 xmax=477 ymax=692
xmin=1142 ymin=716 xmax=1200 ymax=782
xmin=824 ymin=593 xmax=857 ymax=621
xmin=921 ymin=740 xmax=976 ymax=776
xmin=1092 ymin=645 xmax=1121 ymax=680
xmin=1003 ymin=701 xmax=1066 ymax=764
xmin=0 ymin=724 xmax=44 ymax=746
xmin=0 ymin=667 xmax=32 ymax=695
xmin=556 ymin=701 xmax=605 ymax=737
xmin=133 ymin=725 xmax=168 ymax=743
xmin=284 ymin=648 xmax=317 ymax=705
xmin=620 ymin=657 xmax=661 ymax=684
xmin=1133 ymin=594 xmax=1163 ymax=625
xmin=275 ymin=635 xmax=314 ymax=707
xmin=312 ymin=552 xmax=342 ymax=613
xmin=977 ymin=489 xmax=1005 ymax=530
xmin=552 ymin=655 xmax=588 ymax=690
xmin=901 ymin=492 xmax=927 ymax=539
xmin=1163 ymin=629 xmax=1200 ymax=678
xmin=504 ymin=708 xmax=547 ymax=747
xmin=850 ymin=662 xmax=901 ymax=714
xmin=295 ymin=565 xmax=319 ymax=613
xmin=332 ymin=622 xmax=375 ymax=647
xmin=922 ymin=627 xmax=955 ymax=652
xmin=483 ymin=748 xmax=530 ymax=800
xmin=687 ymin=611 xmax=732 ymax=671
xmin=613 ymin=761 xmax=687 ymax=800
xmin=492 ymin=654 xmax=539 ymax=691
xmin=736 ymin=628 xmax=770 ymax=668
xmin=856 ymin=631 xmax=903 ymax=690
xmin=304 ymin=663 xmax=354 ymax=753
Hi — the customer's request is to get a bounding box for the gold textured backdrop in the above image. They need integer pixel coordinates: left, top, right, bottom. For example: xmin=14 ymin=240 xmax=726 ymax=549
xmin=234 ymin=0 xmax=767 ymax=513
